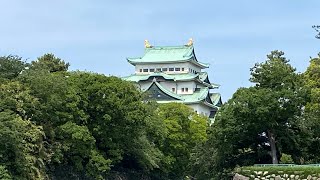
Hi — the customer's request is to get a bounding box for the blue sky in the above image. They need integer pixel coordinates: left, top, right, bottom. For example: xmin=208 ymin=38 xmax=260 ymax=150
xmin=0 ymin=1 xmax=319 ymax=100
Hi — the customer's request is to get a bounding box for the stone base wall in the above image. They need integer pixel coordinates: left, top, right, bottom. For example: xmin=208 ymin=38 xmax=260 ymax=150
xmin=234 ymin=170 xmax=320 ymax=180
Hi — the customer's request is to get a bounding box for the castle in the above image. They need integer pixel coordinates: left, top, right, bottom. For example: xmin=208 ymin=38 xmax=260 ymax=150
xmin=123 ymin=39 xmax=222 ymax=121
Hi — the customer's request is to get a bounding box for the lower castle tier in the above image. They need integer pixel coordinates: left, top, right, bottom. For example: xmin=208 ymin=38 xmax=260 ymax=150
xmin=123 ymin=40 xmax=222 ymax=121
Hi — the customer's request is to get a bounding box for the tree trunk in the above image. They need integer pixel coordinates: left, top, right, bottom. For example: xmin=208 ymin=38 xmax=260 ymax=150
xmin=267 ymin=130 xmax=278 ymax=164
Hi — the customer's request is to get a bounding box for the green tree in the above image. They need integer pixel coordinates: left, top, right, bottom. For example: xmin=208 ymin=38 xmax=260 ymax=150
xmin=67 ymin=72 xmax=164 ymax=172
xmin=0 ymin=55 xmax=28 ymax=80
xmin=156 ymin=103 xmax=208 ymax=179
xmin=31 ymin=53 xmax=69 ymax=73
xmin=249 ymin=50 xmax=306 ymax=164
xmin=0 ymin=81 xmax=46 ymax=179
xmin=0 ymin=165 xmax=12 ymax=180
xmin=18 ymin=61 xmax=166 ymax=178
xmin=189 ymin=51 xmax=307 ymax=180
xmin=18 ymin=69 xmax=110 ymax=179
xmin=0 ymin=112 xmax=46 ymax=179
xmin=303 ymin=53 xmax=320 ymax=162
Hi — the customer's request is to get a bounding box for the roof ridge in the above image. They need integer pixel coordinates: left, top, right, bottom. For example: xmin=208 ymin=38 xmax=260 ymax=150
xmin=147 ymin=45 xmax=193 ymax=49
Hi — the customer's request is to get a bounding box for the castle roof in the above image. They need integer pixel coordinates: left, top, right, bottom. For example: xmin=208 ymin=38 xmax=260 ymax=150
xmin=144 ymin=81 xmax=220 ymax=108
xmin=122 ymin=72 xmax=220 ymax=89
xmin=127 ymin=45 xmax=209 ymax=68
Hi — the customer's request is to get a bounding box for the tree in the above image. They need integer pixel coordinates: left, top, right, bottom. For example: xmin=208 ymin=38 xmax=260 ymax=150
xmin=156 ymin=103 xmax=208 ymax=179
xmin=18 ymin=69 xmax=112 ymax=179
xmin=303 ymin=53 xmax=320 ymax=162
xmin=0 ymin=81 xmax=47 ymax=179
xmin=31 ymin=53 xmax=69 ymax=73
xmin=0 ymin=165 xmax=11 ymax=180
xmin=0 ymin=55 xmax=28 ymax=80
xmin=249 ymin=50 xmax=307 ymax=164
xmin=189 ymin=51 xmax=307 ymax=180
xmin=66 ymin=72 xmax=164 ymax=173
xmin=18 ymin=60 xmax=166 ymax=178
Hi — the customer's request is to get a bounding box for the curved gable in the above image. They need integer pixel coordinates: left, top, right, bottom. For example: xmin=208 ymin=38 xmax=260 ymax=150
xmin=146 ymin=82 xmax=182 ymax=101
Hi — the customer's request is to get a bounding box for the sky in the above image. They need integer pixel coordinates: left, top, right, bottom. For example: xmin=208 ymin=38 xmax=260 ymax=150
xmin=0 ymin=1 xmax=319 ymax=100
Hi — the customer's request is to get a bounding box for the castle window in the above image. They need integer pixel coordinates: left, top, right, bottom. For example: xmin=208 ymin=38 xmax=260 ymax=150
xmin=139 ymin=69 xmax=142 ymax=72
xmin=162 ymin=68 xmax=168 ymax=71
xmin=175 ymin=68 xmax=180 ymax=71
xmin=172 ymin=88 xmax=175 ymax=92
xmin=182 ymin=68 xmax=184 ymax=71
xmin=185 ymin=88 xmax=188 ymax=92
xmin=169 ymin=68 xmax=174 ymax=71
xmin=143 ymin=69 xmax=148 ymax=72
xmin=150 ymin=68 xmax=155 ymax=72
xmin=181 ymin=88 xmax=184 ymax=92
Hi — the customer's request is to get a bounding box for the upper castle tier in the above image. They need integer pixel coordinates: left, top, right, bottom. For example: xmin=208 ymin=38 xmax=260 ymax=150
xmin=123 ymin=40 xmax=222 ymax=121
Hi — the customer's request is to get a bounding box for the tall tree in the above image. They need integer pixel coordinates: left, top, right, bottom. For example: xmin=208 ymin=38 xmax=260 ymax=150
xmin=189 ymin=51 xmax=307 ymax=180
xmin=303 ymin=53 xmax=320 ymax=162
xmin=249 ymin=50 xmax=306 ymax=164
xmin=31 ymin=53 xmax=69 ymax=73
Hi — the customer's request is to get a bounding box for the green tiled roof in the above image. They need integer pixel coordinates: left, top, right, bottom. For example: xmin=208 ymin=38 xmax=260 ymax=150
xmin=146 ymin=82 xmax=220 ymax=109
xmin=183 ymin=87 xmax=209 ymax=103
xmin=127 ymin=45 xmax=209 ymax=68
xmin=210 ymin=93 xmax=222 ymax=106
xmin=122 ymin=72 xmax=198 ymax=82
xmin=122 ymin=73 xmax=173 ymax=82
xmin=198 ymin=72 xmax=220 ymax=89
xmin=198 ymin=72 xmax=208 ymax=82
xmin=123 ymin=72 xmax=219 ymax=89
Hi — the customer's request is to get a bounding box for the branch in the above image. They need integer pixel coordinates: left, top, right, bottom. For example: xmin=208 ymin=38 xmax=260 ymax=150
xmin=312 ymin=25 xmax=320 ymax=39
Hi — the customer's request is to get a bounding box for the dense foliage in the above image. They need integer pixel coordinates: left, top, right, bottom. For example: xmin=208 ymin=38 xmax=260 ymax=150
xmin=189 ymin=51 xmax=320 ymax=179
xmin=1 ymin=50 xmax=320 ymax=179
xmin=0 ymin=54 xmax=209 ymax=179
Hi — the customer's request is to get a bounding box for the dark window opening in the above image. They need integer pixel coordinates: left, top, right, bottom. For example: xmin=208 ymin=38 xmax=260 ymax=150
xmin=169 ymin=68 xmax=174 ymax=71
xmin=209 ymin=111 xmax=217 ymax=118
xmin=182 ymin=68 xmax=184 ymax=71
xmin=143 ymin=69 xmax=148 ymax=72
xmin=175 ymin=68 xmax=180 ymax=71
xmin=162 ymin=68 xmax=168 ymax=71
xmin=150 ymin=68 xmax=155 ymax=72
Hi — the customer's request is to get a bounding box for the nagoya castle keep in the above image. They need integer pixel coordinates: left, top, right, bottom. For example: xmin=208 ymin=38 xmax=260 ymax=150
xmin=123 ymin=39 xmax=222 ymax=120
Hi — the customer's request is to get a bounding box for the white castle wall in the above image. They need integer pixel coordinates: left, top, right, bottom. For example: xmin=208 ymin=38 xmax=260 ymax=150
xmin=140 ymin=81 xmax=198 ymax=95
xmin=135 ymin=62 xmax=202 ymax=74
xmin=188 ymin=103 xmax=212 ymax=117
